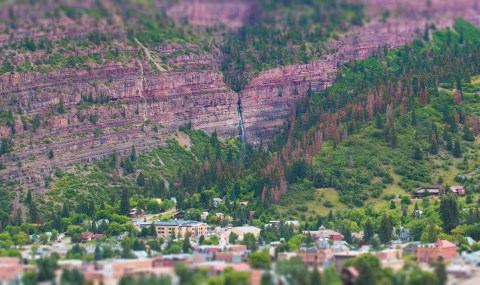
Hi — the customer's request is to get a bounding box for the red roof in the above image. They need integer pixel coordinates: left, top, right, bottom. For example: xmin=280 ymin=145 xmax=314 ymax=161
xmin=435 ymin=239 xmax=456 ymax=248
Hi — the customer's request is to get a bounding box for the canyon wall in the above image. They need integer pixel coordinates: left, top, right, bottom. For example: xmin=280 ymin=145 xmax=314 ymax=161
xmin=1 ymin=0 xmax=480 ymax=189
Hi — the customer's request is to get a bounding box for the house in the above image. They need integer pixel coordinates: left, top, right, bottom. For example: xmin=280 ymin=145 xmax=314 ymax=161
xmin=214 ymin=213 xmax=224 ymax=220
xmin=174 ymin=211 xmax=185 ymax=220
xmin=400 ymin=242 xmax=420 ymax=256
xmin=240 ymin=201 xmax=248 ymax=207
xmin=449 ymin=185 xmax=466 ymax=196
xmin=285 ymin=220 xmax=300 ymax=227
xmin=200 ymin=212 xmax=209 ymax=221
xmin=265 ymin=221 xmax=281 ymax=229
xmin=81 ymin=231 xmax=94 ymax=242
xmin=412 ymin=185 xmax=442 ymax=199
xmin=414 ymin=210 xmax=423 ymax=217
xmin=213 ymin=198 xmax=223 ymax=207
xmin=398 ymin=228 xmax=411 ymax=243
xmin=417 ymin=238 xmax=458 ymax=263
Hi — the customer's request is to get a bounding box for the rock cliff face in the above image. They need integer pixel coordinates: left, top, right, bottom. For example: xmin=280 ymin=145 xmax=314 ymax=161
xmin=0 ymin=47 xmax=238 ymax=186
xmin=240 ymin=0 xmax=480 ymax=144
xmin=1 ymin=0 xmax=480 ymax=189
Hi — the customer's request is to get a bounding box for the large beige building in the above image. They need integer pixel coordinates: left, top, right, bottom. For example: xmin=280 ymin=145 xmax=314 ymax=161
xmin=145 ymin=220 xmax=209 ymax=239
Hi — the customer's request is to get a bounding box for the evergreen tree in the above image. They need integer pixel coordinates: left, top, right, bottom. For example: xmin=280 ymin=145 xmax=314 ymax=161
xmin=429 ymin=139 xmax=438 ymax=155
xmin=182 ymin=233 xmax=192 ymax=253
xmin=363 ymin=219 xmax=374 ymax=244
xmin=463 ymin=124 xmax=475 ymax=141
xmin=311 ymin=266 xmax=322 ymax=285
xmin=378 ymin=214 xmax=393 ymax=244
xmin=62 ymin=203 xmax=69 ymax=218
xmin=57 ymin=97 xmax=65 ymax=114
xmin=120 ymin=189 xmax=131 ymax=216
xmin=453 ymin=140 xmax=462 ymax=158
xmin=48 ymin=149 xmax=54 ymax=159
xmin=434 ymin=257 xmax=448 ymax=285
xmin=426 ymin=223 xmax=437 ymax=243
xmin=29 ymin=201 xmax=39 ymax=223
xmin=130 ymin=145 xmax=137 ymax=161
xmin=149 ymin=223 xmax=157 ymax=237
xmin=413 ymin=146 xmax=423 ymax=160
xmin=94 ymin=243 xmax=103 ymax=261
xmin=136 ymin=173 xmax=145 ymax=187
xmin=411 ymin=109 xmax=417 ymax=126
xmin=439 ymin=194 xmax=459 ymax=233
xmin=446 ymin=134 xmax=453 ymax=150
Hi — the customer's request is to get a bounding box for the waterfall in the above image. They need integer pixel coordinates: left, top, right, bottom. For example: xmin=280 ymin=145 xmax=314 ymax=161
xmin=237 ymin=96 xmax=246 ymax=144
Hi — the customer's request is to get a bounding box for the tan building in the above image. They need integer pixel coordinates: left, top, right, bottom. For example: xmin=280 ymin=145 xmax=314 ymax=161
xmin=227 ymin=226 xmax=261 ymax=240
xmin=146 ymin=220 xmax=209 ymax=239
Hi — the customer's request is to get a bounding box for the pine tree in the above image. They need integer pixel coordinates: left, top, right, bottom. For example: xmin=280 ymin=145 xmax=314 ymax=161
xmin=446 ymin=134 xmax=453 ymax=150
xmin=62 ymin=203 xmax=69 ymax=218
xmin=120 ymin=188 xmax=130 ymax=216
xmin=363 ymin=219 xmax=374 ymax=244
xmin=379 ymin=214 xmax=393 ymax=244
xmin=424 ymin=23 xmax=430 ymax=41
xmin=411 ymin=109 xmax=417 ymax=126
xmin=136 ymin=173 xmax=145 ymax=186
xmin=183 ymin=233 xmax=192 ymax=253
xmin=439 ymin=194 xmax=459 ymax=233
xmin=426 ymin=223 xmax=437 ymax=243
xmin=94 ymin=243 xmax=103 ymax=261
xmin=413 ymin=146 xmax=423 ymax=160
xmin=57 ymin=97 xmax=65 ymax=114
xmin=453 ymin=140 xmax=462 ymax=158
xmin=130 ymin=145 xmax=136 ymax=161
xmin=434 ymin=257 xmax=448 ymax=285
xmin=429 ymin=139 xmax=438 ymax=155
xmin=48 ymin=149 xmax=54 ymax=159
xmin=463 ymin=124 xmax=475 ymax=141
xmin=311 ymin=266 xmax=322 ymax=285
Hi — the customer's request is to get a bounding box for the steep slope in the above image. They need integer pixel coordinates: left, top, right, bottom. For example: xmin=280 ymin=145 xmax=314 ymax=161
xmin=0 ymin=0 xmax=479 ymax=196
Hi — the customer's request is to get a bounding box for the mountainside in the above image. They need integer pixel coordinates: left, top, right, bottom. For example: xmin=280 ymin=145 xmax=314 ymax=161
xmin=0 ymin=0 xmax=480 ymax=224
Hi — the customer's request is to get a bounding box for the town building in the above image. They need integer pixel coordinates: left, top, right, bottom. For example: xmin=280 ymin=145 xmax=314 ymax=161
xmin=226 ymin=226 xmax=261 ymax=240
xmin=0 ymin=258 xmax=29 ymax=283
xmin=144 ymin=220 xmax=208 ymax=239
xmin=398 ymin=228 xmax=411 ymax=243
xmin=212 ymin=198 xmax=223 ymax=207
xmin=417 ymin=239 xmax=458 ymax=263
xmin=412 ymin=185 xmax=442 ymax=199
xmin=80 ymin=231 xmax=104 ymax=242
xmin=84 ymin=258 xmax=178 ymax=285
xmin=303 ymin=225 xmax=343 ymax=241
xmin=284 ymin=220 xmax=300 ymax=227
xmin=449 ymin=185 xmax=467 ymax=196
